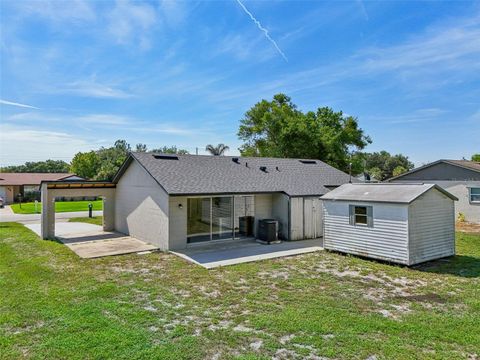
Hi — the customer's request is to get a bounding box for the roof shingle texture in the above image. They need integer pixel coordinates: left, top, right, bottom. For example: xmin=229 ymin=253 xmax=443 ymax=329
xmin=130 ymin=152 xmax=353 ymax=196
xmin=321 ymin=183 xmax=457 ymax=203
xmin=0 ymin=173 xmax=76 ymax=186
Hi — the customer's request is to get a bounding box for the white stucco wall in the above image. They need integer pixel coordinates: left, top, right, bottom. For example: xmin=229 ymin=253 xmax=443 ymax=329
xmin=254 ymin=194 xmax=273 ymax=238
xmin=114 ymin=160 xmax=170 ymax=249
xmin=323 ymin=201 xmax=410 ymax=264
xmin=169 ymin=196 xmax=187 ymax=250
xmin=408 ymin=189 xmax=455 ymax=264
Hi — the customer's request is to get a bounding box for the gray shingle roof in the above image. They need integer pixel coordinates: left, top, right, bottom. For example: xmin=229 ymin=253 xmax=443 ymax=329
xmin=321 ymin=183 xmax=458 ymax=203
xmin=119 ymin=152 xmax=353 ymax=196
xmin=388 ymin=159 xmax=480 ymax=181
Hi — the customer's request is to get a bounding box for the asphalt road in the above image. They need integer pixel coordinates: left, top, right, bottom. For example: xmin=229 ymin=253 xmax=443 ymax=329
xmin=0 ymin=206 xmax=103 ymax=224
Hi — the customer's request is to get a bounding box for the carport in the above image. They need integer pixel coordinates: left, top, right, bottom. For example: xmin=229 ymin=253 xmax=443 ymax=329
xmin=40 ymin=181 xmax=116 ymax=240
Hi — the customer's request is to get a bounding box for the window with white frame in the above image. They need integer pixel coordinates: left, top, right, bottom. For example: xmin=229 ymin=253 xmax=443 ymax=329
xmin=470 ymin=188 xmax=480 ymax=203
xmin=349 ymin=205 xmax=373 ymax=227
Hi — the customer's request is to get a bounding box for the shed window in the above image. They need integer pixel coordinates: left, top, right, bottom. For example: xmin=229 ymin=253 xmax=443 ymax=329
xmin=470 ymin=188 xmax=480 ymax=203
xmin=349 ymin=205 xmax=373 ymax=227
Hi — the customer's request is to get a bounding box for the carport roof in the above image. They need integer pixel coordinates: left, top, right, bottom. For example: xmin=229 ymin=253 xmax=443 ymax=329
xmin=114 ymin=152 xmax=353 ymax=197
xmin=320 ymin=183 xmax=458 ymax=204
xmin=0 ymin=173 xmax=80 ymax=186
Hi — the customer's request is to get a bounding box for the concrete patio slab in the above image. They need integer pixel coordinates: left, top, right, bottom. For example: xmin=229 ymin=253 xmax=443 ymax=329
xmin=171 ymin=238 xmax=323 ymax=269
xmin=25 ymin=222 xmax=158 ymax=259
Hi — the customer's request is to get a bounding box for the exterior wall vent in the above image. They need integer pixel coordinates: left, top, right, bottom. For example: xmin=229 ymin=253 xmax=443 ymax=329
xmin=153 ymin=154 xmax=179 ymax=160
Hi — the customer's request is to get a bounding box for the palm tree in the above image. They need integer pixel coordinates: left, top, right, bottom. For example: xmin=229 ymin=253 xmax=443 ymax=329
xmin=205 ymin=143 xmax=230 ymax=156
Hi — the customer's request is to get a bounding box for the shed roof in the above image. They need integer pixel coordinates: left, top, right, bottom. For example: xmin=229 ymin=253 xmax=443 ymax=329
xmin=114 ymin=152 xmax=353 ymax=196
xmin=320 ymin=183 xmax=458 ymax=204
xmin=0 ymin=173 xmax=80 ymax=186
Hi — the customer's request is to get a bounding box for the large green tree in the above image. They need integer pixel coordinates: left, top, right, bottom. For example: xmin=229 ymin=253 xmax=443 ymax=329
xmin=150 ymin=146 xmax=189 ymax=154
xmin=0 ymin=160 xmax=70 ymax=173
xmin=471 ymin=154 xmax=480 ymax=162
xmin=70 ymin=151 xmax=101 ymax=179
xmin=237 ymin=94 xmax=371 ymax=172
xmin=356 ymin=151 xmax=414 ymax=180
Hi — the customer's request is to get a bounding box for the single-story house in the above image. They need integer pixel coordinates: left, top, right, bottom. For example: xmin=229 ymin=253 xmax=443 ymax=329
xmin=388 ymin=159 xmax=480 ymax=223
xmin=0 ymin=173 xmax=84 ymax=204
xmin=321 ymin=183 xmax=457 ymax=265
xmin=104 ymin=152 xmax=352 ymax=250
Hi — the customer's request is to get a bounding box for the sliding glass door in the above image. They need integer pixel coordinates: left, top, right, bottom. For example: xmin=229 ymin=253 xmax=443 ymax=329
xmin=187 ymin=197 xmax=211 ymax=243
xmin=212 ymin=197 xmax=233 ymax=240
xmin=187 ymin=195 xmax=255 ymax=244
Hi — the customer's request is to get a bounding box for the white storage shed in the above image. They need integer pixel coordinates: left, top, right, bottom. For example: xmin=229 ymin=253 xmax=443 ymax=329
xmin=321 ymin=183 xmax=458 ymax=265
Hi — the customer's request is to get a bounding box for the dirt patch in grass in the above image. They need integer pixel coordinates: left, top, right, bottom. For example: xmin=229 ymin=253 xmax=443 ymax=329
xmin=456 ymin=221 xmax=480 ymax=234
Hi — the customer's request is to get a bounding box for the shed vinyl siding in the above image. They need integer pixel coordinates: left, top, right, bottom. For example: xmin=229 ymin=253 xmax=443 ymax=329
xmin=408 ymin=189 xmax=455 ymax=265
xmin=114 ymin=160 xmax=170 ymax=250
xmin=323 ymin=201 xmax=409 ymax=264
xmin=390 ymin=180 xmax=480 ymax=223
xmin=254 ymin=194 xmax=273 ymax=238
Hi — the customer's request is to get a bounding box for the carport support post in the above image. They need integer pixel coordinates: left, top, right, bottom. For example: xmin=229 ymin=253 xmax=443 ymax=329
xmin=103 ymin=196 xmax=115 ymax=232
xmin=40 ymin=185 xmax=55 ymax=239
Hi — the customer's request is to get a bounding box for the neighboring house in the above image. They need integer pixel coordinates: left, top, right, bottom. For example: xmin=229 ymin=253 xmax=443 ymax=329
xmin=0 ymin=173 xmax=84 ymax=204
xmin=388 ymin=159 xmax=480 ymax=223
xmin=321 ymin=183 xmax=457 ymax=265
xmin=357 ymin=173 xmax=379 ymax=183
xmin=107 ymin=152 xmax=353 ymax=250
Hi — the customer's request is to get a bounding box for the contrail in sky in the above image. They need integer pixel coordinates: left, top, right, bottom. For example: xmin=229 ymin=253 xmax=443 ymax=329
xmin=0 ymin=99 xmax=39 ymax=109
xmin=235 ymin=0 xmax=288 ymax=62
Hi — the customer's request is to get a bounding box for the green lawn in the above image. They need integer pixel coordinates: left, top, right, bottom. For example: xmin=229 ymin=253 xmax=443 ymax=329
xmin=10 ymin=200 xmax=103 ymax=214
xmin=1 ymin=223 xmax=479 ymax=360
xmin=68 ymin=216 xmax=103 ymax=226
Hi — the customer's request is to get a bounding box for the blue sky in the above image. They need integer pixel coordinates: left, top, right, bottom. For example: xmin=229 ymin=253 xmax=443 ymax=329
xmin=0 ymin=0 xmax=479 ymax=167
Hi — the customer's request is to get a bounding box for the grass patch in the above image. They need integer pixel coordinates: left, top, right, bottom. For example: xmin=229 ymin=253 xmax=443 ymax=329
xmin=68 ymin=216 xmax=103 ymax=226
xmin=1 ymin=224 xmax=479 ymax=359
xmin=10 ymin=200 xmax=103 ymax=214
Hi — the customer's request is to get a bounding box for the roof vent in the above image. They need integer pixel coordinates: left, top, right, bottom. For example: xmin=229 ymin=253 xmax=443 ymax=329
xmin=260 ymin=166 xmax=268 ymax=172
xmin=232 ymin=157 xmax=240 ymax=163
xmin=153 ymin=154 xmax=179 ymax=160
xmin=299 ymin=160 xmax=316 ymax=164
xmin=276 ymin=166 xmax=279 ymax=171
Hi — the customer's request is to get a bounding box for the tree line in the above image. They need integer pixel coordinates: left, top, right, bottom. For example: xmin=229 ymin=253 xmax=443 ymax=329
xmin=2 ymin=93 xmax=478 ymax=182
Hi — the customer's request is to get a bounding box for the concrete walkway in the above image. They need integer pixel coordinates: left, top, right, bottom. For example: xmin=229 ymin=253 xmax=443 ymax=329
xmin=25 ymin=222 xmax=158 ymax=259
xmin=171 ymin=238 xmax=324 ymax=269
xmin=0 ymin=207 xmax=103 ymax=224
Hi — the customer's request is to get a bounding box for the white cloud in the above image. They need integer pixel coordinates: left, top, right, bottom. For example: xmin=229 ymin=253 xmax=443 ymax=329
xmin=365 ymin=108 xmax=448 ymax=125
xmin=13 ymin=0 xmax=95 ymax=23
xmin=0 ymin=99 xmax=39 ymax=109
xmin=108 ymin=0 xmax=157 ymax=49
xmin=0 ymin=124 xmax=103 ymax=166
xmin=56 ymin=80 xmax=132 ymax=99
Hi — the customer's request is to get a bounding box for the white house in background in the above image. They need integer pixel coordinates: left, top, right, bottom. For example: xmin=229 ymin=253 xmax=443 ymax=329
xmin=321 ymin=183 xmax=457 ymax=265
xmin=0 ymin=173 xmax=84 ymax=204
xmin=388 ymin=159 xmax=480 ymax=223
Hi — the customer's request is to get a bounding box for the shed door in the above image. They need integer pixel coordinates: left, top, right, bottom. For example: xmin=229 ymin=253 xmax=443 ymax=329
xmin=303 ymin=198 xmax=323 ymax=239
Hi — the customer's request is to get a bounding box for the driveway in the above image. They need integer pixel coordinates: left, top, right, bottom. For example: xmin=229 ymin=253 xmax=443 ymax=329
xmin=172 ymin=238 xmax=324 ymax=269
xmin=0 ymin=206 xmax=103 ymax=224
xmin=25 ymin=222 xmax=158 ymax=259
